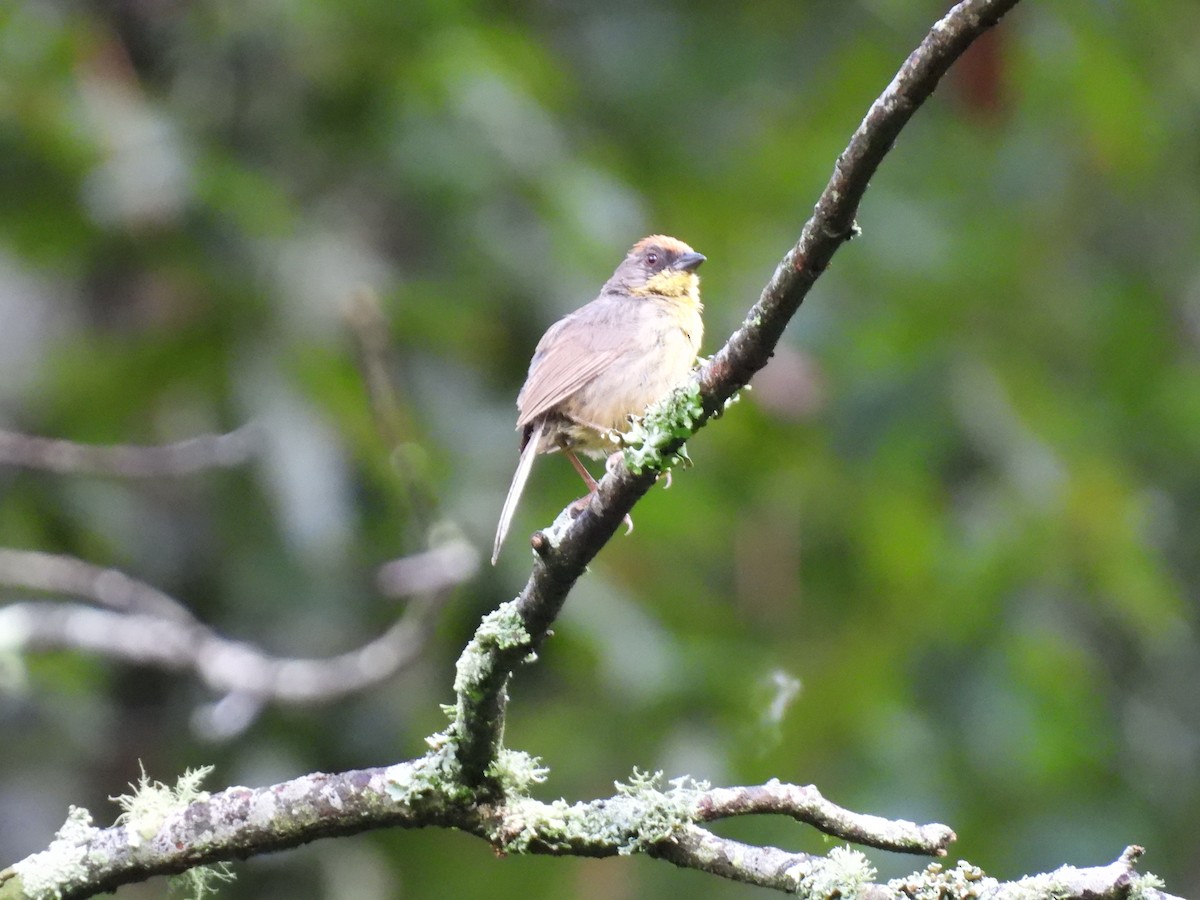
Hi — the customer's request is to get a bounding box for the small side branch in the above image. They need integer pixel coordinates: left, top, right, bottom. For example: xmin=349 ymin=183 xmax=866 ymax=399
xmin=696 ymin=781 xmax=955 ymax=856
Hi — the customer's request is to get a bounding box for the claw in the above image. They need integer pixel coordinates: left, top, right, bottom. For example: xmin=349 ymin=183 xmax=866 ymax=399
xmin=623 ymin=513 xmax=634 ymax=535
xmin=660 ymin=470 xmax=673 ymax=490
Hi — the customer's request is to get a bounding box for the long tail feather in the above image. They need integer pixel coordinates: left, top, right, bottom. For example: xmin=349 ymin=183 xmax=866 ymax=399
xmin=492 ymin=422 xmax=543 ymax=565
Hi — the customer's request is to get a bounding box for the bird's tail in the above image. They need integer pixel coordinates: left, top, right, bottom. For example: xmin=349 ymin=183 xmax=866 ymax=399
xmin=492 ymin=421 xmax=543 ymax=565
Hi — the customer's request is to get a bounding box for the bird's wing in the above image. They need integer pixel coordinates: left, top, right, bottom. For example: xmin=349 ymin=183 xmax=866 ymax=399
xmin=515 ymin=299 xmax=626 ymax=430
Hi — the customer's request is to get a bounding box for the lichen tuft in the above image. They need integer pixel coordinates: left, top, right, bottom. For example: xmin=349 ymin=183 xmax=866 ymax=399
xmin=795 ymin=846 xmax=876 ymax=899
xmin=112 ymin=763 xmax=213 ymax=848
xmin=619 ymin=381 xmax=704 ymax=474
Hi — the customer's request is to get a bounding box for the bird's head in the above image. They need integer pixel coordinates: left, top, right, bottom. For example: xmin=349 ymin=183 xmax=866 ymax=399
xmin=609 ymin=235 xmax=705 ymax=302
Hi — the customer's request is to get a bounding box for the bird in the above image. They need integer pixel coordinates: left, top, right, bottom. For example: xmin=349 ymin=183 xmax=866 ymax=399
xmin=491 ymin=235 xmax=705 ymax=565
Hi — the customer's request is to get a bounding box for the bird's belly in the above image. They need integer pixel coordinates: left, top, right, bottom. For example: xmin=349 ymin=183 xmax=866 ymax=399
xmin=559 ymin=316 xmax=700 ymax=454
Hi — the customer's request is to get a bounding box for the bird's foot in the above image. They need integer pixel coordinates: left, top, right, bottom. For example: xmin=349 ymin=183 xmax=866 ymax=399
xmin=569 ymin=492 xmax=634 ymax=535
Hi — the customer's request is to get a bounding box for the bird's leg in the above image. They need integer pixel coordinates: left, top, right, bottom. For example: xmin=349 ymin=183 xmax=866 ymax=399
xmin=565 ymin=448 xmax=633 ymax=535
xmin=565 ymin=448 xmax=599 ymax=492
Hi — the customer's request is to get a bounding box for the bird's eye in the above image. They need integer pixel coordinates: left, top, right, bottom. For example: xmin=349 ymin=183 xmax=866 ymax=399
xmin=645 ymin=252 xmax=659 ymax=266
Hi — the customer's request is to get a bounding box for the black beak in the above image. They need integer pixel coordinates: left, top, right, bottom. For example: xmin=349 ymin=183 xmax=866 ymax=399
xmin=674 ymin=251 xmax=706 ymax=272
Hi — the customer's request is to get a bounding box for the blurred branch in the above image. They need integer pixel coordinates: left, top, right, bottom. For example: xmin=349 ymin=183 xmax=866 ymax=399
xmin=0 ymin=425 xmax=260 ymax=476
xmin=448 ymin=0 xmax=1025 ymax=789
xmin=375 ymin=540 xmax=480 ymax=598
xmin=344 ymin=287 xmax=439 ymax=524
xmin=0 ymin=542 xmax=473 ymax=740
xmin=0 ymin=768 xmax=1175 ymax=900
xmin=0 ymin=548 xmax=196 ymax=623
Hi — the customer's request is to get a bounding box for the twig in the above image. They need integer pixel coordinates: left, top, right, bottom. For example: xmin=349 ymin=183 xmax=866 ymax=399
xmin=695 ymin=780 xmax=955 ymax=855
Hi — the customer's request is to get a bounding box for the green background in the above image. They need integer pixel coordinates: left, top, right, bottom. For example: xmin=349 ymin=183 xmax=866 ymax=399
xmin=2 ymin=0 xmax=1198 ymax=897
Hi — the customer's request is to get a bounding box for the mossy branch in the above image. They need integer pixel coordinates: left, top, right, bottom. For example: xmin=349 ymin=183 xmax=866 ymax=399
xmin=1 ymin=760 xmax=1174 ymax=900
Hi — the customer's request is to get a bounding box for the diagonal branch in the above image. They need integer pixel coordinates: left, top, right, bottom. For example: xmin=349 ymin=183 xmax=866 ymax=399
xmin=450 ymin=0 xmax=1025 ymax=788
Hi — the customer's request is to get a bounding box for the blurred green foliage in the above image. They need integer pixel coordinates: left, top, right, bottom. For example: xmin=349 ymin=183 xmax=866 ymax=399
xmin=2 ymin=1 xmax=1199 ymax=897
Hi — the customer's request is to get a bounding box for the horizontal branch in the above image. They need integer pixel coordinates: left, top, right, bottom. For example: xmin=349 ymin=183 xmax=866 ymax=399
xmin=0 ymin=765 xmax=1176 ymax=900
xmin=0 ymin=599 xmax=438 ymax=704
xmin=0 ymin=426 xmax=259 ymax=477
xmin=0 ymin=542 xmax=473 ymax=738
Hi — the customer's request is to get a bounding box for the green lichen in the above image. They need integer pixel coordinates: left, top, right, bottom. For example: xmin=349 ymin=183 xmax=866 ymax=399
xmin=385 ymin=741 xmax=470 ymax=806
xmin=452 ymin=599 xmax=531 ymax=698
xmin=620 ymin=381 xmax=704 ymax=475
xmin=1129 ymin=872 xmax=1167 ymax=898
xmin=501 ymin=769 xmax=705 ymax=856
xmin=167 ymin=862 xmax=235 ymax=899
xmin=486 ymin=749 xmax=550 ymax=797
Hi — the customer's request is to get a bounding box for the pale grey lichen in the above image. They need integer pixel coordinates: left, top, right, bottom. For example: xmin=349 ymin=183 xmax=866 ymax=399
xmin=794 ymin=845 xmax=876 ymax=899
xmin=385 ymin=742 xmax=467 ymax=806
xmin=108 ymin=764 xmax=231 ymax=900
xmin=887 ymin=859 xmax=995 ymax=900
xmin=501 ymin=769 xmax=704 ymax=856
xmin=722 ymin=386 xmax=747 ymax=411
xmin=486 ymin=749 xmax=550 ymax=797
xmin=1010 ymin=856 xmax=1167 ymax=900
xmin=11 ymin=806 xmax=98 ymax=900
xmin=888 ymin=856 xmax=1165 ymax=900
xmin=537 ymin=503 xmax=578 ymax=553
xmin=620 ymin=381 xmax=704 ymax=475
xmin=112 ymin=763 xmax=214 ymax=848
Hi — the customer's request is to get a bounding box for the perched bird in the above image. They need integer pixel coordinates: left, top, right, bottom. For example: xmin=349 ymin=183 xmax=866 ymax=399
xmin=492 ymin=235 xmax=706 ymax=565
